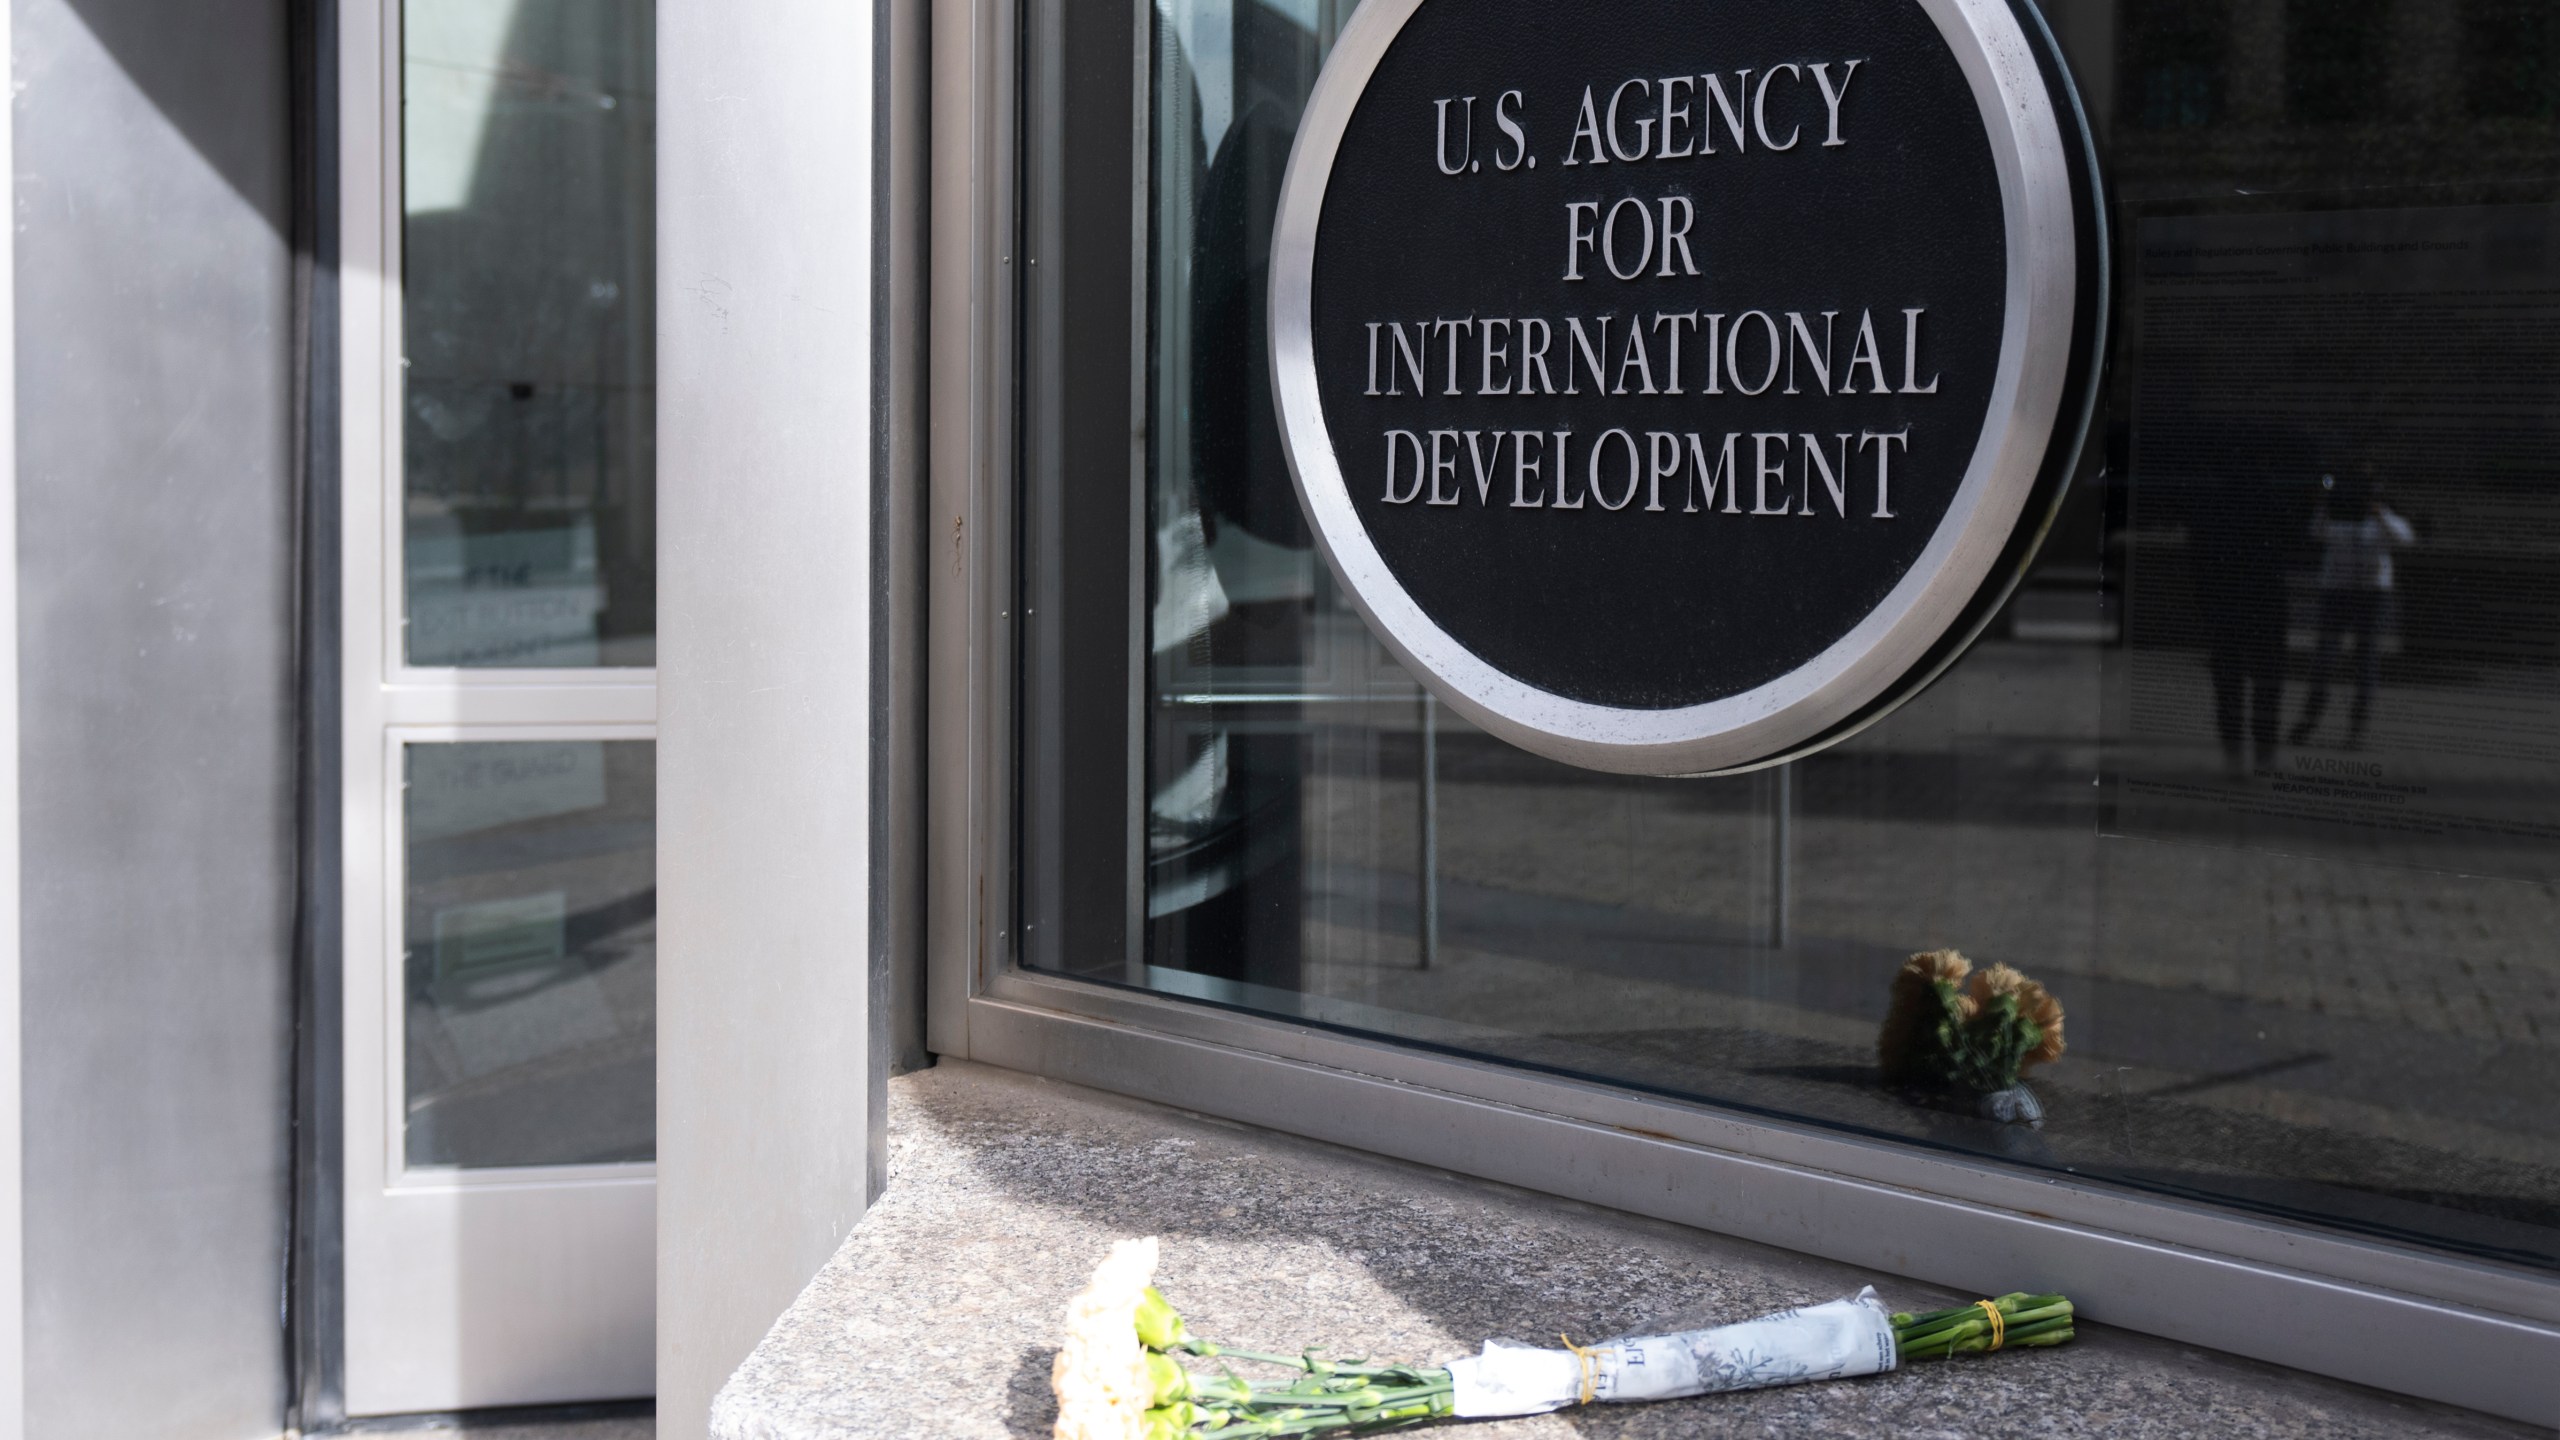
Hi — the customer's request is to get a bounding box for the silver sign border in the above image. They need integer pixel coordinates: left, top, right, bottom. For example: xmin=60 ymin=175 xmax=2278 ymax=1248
xmin=1268 ymin=0 xmax=2080 ymax=775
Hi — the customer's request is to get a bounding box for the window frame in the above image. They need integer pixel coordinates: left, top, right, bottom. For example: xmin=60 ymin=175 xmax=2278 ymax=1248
xmin=336 ymin=0 xmax=659 ymax=1413
xmin=922 ymin=0 xmax=2560 ymax=1426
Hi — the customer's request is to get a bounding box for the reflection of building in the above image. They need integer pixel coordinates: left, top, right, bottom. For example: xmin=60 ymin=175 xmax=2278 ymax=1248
xmin=8 ymin=2 xmax=2560 ymax=1439
xmin=402 ymin=0 xmax=655 ymax=668
xmin=2097 ymin=0 xmax=2560 ymax=183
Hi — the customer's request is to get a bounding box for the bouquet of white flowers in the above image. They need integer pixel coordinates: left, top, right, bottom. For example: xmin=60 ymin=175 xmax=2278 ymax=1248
xmin=1052 ymin=1238 xmax=2075 ymax=1438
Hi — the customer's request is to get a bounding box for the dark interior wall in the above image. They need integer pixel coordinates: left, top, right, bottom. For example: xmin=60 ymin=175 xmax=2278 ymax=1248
xmin=12 ymin=0 xmax=295 ymax=1434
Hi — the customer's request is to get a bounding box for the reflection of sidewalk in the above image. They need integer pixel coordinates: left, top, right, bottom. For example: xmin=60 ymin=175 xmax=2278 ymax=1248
xmin=1391 ymin=768 xmax=2560 ymax=1075
xmin=1296 ymin=873 xmax=2560 ymax=1268
xmin=2112 ymin=647 xmax=2560 ymax=879
xmin=1314 ymin=857 xmax=2560 ymax=1141
xmin=1286 ymin=628 xmax=2560 ymax=1267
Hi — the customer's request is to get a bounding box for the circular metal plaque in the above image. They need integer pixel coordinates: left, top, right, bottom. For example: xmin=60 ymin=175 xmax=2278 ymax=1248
xmin=1270 ymin=0 xmax=2105 ymax=775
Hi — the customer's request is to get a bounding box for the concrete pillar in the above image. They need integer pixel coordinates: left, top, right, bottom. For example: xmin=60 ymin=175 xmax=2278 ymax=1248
xmin=656 ymin=0 xmax=880 ymax=1433
xmin=13 ymin=0 xmax=295 ymax=1434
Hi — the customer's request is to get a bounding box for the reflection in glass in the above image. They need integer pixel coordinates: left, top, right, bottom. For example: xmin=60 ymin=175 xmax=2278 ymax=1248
xmin=1141 ymin=0 xmax=1351 ymax=993
xmin=404 ymin=741 xmax=655 ymax=1168
xmin=403 ymin=0 xmax=655 ymax=667
xmin=1021 ymin=0 xmax=2560 ymax=1275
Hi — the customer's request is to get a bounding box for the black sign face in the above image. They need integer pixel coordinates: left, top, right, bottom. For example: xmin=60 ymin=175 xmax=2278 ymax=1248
xmin=1270 ymin=0 xmax=2103 ymax=775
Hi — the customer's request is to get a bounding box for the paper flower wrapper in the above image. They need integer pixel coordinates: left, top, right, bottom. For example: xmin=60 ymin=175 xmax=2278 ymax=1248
xmin=1446 ymin=1288 xmax=1898 ymax=1416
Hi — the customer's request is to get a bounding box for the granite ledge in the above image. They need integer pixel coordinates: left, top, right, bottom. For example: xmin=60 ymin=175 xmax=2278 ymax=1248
xmin=709 ymin=1060 xmax=2542 ymax=1440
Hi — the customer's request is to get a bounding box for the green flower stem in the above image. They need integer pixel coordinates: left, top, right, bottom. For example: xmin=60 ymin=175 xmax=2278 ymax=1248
xmin=1239 ymin=1373 xmax=1464 ymax=1404
xmin=1892 ymin=1293 xmax=2077 ymax=1363
xmin=1905 ymin=1319 xmax=2075 ymax=1359
xmin=1902 ymin=1319 xmax=2076 ymax=1360
xmin=1200 ymin=1392 xmax=1456 ymax=1437
xmin=1894 ymin=1292 xmax=2063 ymax=1331
xmin=1894 ymin=1292 xmax=2063 ymax=1334
xmin=1144 ymin=1354 xmax=1454 ymax=1437
xmin=1925 ymin=1311 xmax=2078 ymax=1342
xmin=1178 ymin=1343 xmax=1434 ymax=1381
xmin=1900 ymin=1313 xmax=2068 ymax=1352
xmin=1899 ymin=1301 xmax=2072 ymax=1349
xmin=1242 ymin=1375 xmax=1445 ymax=1396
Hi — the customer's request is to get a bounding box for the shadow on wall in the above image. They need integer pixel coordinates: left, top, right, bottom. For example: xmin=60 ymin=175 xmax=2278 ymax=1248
xmin=58 ymin=0 xmax=293 ymax=237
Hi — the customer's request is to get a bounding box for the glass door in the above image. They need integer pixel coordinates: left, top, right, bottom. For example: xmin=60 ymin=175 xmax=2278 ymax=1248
xmin=340 ymin=0 xmax=659 ymax=1413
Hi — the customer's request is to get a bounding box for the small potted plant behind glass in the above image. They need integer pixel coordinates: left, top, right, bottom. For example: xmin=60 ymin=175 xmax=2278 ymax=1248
xmin=1877 ymin=950 xmax=2066 ymax=1125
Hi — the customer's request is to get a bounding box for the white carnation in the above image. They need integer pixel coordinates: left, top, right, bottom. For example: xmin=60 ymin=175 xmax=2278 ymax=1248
xmin=1051 ymin=1237 xmax=1161 ymax=1440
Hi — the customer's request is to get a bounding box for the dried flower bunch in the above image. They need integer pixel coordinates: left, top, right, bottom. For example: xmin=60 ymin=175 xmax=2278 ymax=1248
xmin=1877 ymin=949 xmax=2066 ymax=1096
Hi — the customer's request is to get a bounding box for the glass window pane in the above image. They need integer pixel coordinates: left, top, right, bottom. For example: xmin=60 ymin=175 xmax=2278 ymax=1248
xmin=402 ymin=0 xmax=655 ymax=667
xmin=1020 ymin=0 xmax=2560 ymax=1274
xmin=404 ymin=740 xmax=655 ymax=1168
